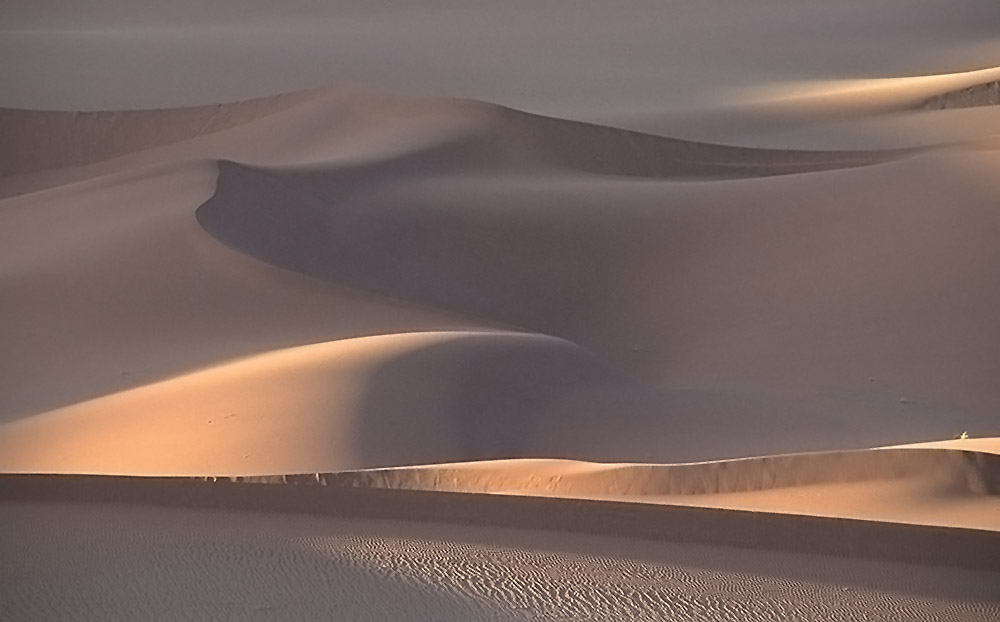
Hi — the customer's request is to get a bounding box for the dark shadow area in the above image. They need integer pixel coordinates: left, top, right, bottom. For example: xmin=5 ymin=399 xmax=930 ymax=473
xmin=350 ymin=335 xmax=993 ymax=467
xmin=350 ymin=332 xmax=642 ymax=466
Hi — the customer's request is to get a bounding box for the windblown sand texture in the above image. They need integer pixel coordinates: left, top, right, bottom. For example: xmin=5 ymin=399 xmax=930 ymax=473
xmin=2 ymin=2 xmax=1000 ymax=620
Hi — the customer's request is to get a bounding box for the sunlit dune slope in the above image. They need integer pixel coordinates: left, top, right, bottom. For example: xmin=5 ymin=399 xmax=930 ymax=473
xmin=199 ymin=148 xmax=1000 ymax=443
xmin=3 ymin=87 xmax=999 ymax=478
xmin=742 ymin=66 xmax=1000 ymax=113
xmin=0 ymin=331 xmax=637 ymax=475
xmin=312 ymin=445 xmax=1000 ymax=530
xmin=612 ymin=67 xmax=1000 ymax=149
xmin=0 ymin=161 xmax=489 ymax=421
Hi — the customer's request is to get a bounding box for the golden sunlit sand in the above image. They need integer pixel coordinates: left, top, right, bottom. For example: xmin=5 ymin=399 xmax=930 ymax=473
xmin=2 ymin=1 xmax=999 ymax=620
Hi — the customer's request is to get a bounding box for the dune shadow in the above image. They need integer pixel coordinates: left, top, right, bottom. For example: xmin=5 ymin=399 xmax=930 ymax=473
xmin=351 ymin=332 xmax=637 ymax=468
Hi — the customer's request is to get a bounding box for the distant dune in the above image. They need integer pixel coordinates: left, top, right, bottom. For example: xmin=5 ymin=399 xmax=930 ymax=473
xmin=0 ymin=89 xmax=321 ymax=178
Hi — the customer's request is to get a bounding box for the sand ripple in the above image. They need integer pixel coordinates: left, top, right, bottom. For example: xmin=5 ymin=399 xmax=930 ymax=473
xmin=2 ymin=501 xmax=997 ymax=621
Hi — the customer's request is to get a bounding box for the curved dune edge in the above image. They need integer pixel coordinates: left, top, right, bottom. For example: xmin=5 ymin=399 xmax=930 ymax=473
xmin=9 ymin=64 xmax=998 ymax=186
xmin=739 ymin=65 xmax=1000 ymax=113
xmin=295 ymin=446 xmax=1000 ymax=497
xmin=1 ymin=467 xmax=998 ymax=573
xmin=236 ymin=446 xmax=1000 ymax=532
xmin=2 ymin=446 xmax=996 ymax=533
xmin=892 ymin=437 xmax=1000 ymax=454
xmin=310 ymin=446 xmax=1000 ymax=532
xmin=2 ymin=85 xmax=920 ymax=188
xmin=194 ymin=146 xmax=1000 ymax=429
xmin=0 ymin=331 xmax=634 ymax=475
xmin=0 ymin=87 xmax=328 ymax=178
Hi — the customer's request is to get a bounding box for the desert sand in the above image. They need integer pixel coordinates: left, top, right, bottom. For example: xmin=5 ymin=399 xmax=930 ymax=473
xmin=2 ymin=2 xmax=999 ymax=620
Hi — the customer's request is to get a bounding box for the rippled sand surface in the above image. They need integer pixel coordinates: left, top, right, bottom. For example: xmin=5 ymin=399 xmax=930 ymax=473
xmin=3 ymin=502 xmax=998 ymax=622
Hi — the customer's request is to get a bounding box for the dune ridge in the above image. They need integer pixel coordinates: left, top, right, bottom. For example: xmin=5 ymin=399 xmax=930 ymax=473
xmin=197 ymin=146 xmax=1000 ymax=431
xmin=2 ymin=469 xmax=998 ymax=572
xmin=302 ymin=447 xmax=1000 ymax=498
xmin=0 ymin=88 xmax=325 ymax=178
xmin=1 ymin=86 xmax=928 ymax=200
xmin=4 ymin=86 xmax=999 ymax=478
xmin=742 ymin=66 xmax=1000 ymax=113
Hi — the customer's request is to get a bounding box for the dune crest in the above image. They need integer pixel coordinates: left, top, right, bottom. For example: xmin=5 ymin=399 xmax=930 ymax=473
xmin=740 ymin=66 xmax=1000 ymax=113
xmin=0 ymin=88 xmax=325 ymax=178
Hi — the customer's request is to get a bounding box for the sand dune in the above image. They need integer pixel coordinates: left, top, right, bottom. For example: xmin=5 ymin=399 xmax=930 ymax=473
xmin=616 ymin=67 xmax=1000 ymax=149
xmin=3 ymin=85 xmax=998 ymax=489
xmin=199 ymin=142 xmax=1000 ymax=445
xmin=740 ymin=66 xmax=1000 ymax=113
xmin=0 ymin=89 xmax=322 ymax=178
xmin=7 ymin=89 xmax=996 ymax=471
xmin=317 ymin=446 xmax=1000 ymax=531
xmin=0 ymin=331 xmax=630 ymax=475
xmin=4 ymin=2 xmax=1000 ymax=619
xmin=0 ymin=86 xmax=921 ymax=199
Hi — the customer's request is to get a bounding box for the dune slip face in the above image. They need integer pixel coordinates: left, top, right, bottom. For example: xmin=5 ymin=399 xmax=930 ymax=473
xmin=4 ymin=2 xmax=1000 ymax=619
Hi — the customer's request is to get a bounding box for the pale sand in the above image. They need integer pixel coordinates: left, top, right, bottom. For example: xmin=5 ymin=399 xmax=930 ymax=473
xmin=2 ymin=1 xmax=1000 ymax=619
xmin=2 ymin=501 xmax=997 ymax=622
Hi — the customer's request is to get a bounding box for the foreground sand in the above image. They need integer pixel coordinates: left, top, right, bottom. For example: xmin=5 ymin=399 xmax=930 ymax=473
xmin=4 ymin=500 xmax=997 ymax=622
xmin=3 ymin=2 xmax=1000 ymax=619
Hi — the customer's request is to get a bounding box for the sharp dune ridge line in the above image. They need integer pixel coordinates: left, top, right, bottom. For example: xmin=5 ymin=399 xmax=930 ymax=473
xmin=0 ymin=86 xmax=925 ymax=192
xmin=4 ymin=6 xmax=1000 ymax=617
xmin=2 ymin=470 xmax=1000 ymax=572
xmin=738 ymin=65 xmax=1000 ymax=111
xmin=278 ymin=446 xmax=1000 ymax=498
xmin=6 ymin=63 xmax=1000 ymax=185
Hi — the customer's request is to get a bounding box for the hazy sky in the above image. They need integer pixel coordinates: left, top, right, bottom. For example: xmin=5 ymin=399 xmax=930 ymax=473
xmin=2 ymin=1 xmax=998 ymax=115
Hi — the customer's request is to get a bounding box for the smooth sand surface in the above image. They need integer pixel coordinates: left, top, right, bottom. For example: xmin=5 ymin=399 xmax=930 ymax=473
xmin=2 ymin=1 xmax=1000 ymax=619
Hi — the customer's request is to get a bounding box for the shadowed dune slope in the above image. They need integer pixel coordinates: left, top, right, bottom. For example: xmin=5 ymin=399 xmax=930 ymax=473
xmin=4 ymin=88 xmax=998 ymax=478
xmin=315 ymin=447 xmax=1000 ymax=531
xmin=2 ymin=88 xmax=999 ymax=505
xmin=0 ymin=331 xmax=646 ymax=475
xmin=484 ymin=105 xmax=913 ymax=178
xmin=318 ymin=448 xmax=1000 ymax=498
xmin=0 ymin=161 xmax=491 ymax=422
xmin=198 ymin=146 xmax=1000 ymax=444
xmin=0 ymin=87 xmax=921 ymax=199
